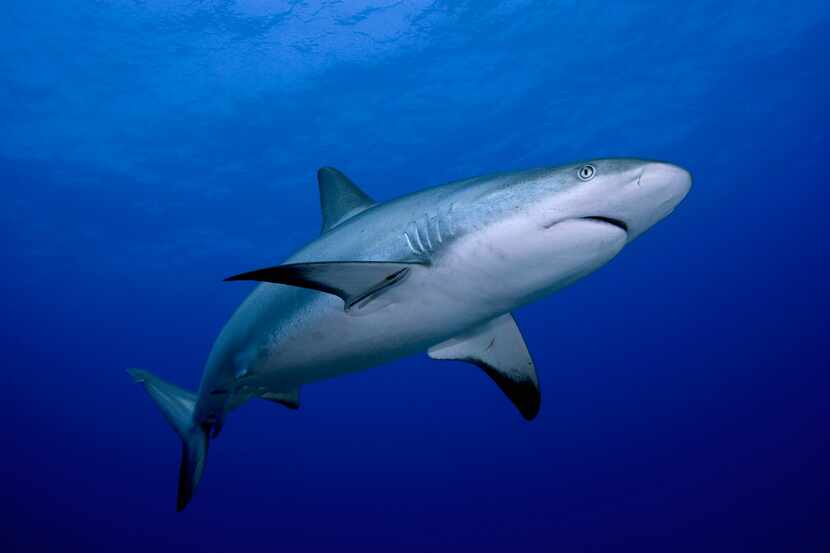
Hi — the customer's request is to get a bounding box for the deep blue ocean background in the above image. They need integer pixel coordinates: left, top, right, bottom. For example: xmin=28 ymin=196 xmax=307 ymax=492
xmin=3 ymin=1 xmax=829 ymax=551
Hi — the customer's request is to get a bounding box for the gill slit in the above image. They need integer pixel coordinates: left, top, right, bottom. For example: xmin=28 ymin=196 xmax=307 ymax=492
xmin=404 ymin=231 xmax=419 ymax=255
xmin=421 ymin=215 xmax=433 ymax=251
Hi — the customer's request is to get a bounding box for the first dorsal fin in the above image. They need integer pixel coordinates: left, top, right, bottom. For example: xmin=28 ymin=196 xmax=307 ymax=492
xmin=317 ymin=167 xmax=375 ymax=233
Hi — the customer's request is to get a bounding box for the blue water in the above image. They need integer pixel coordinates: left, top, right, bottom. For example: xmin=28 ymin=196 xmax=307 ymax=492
xmin=3 ymin=1 xmax=829 ymax=551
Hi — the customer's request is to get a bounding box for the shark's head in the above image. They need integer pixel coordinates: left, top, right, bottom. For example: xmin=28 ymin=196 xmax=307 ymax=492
xmin=465 ymin=158 xmax=691 ymax=306
xmin=534 ymin=158 xmax=692 ymax=242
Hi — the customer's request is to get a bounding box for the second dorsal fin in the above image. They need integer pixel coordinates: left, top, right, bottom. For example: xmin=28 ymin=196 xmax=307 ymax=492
xmin=317 ymin=167 xmax=375 ymax=233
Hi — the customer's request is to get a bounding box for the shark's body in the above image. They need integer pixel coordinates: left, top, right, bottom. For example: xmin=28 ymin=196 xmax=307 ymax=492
xmin=130 ymin=158 xmax=691 ymax=510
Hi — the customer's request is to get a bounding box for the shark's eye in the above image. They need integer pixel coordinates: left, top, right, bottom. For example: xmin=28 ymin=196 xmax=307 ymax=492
xmin=578 ymin=164 xmax=596 ymax=181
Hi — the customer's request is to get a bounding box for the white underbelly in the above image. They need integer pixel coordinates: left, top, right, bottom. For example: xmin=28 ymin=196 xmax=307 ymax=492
xmin=251 ymin=216 xmax=625 ymax=390
xmin=255 ymin=262 xmax=496 ymax=387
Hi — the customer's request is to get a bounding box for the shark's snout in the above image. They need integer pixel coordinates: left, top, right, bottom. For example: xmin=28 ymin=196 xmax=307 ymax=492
xmin=640 ymin=162 xmax=692 ymax=208
xmin=601 ymin=160 xmax=692 ymax=242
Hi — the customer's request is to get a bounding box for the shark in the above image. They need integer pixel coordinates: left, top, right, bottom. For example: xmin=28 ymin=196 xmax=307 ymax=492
xmin=129 ymin=158 xmax=691 ymax=510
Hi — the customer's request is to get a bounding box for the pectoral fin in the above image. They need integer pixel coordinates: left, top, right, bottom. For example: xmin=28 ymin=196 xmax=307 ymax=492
xmin=429 ymin=314 xmax=540 ymax=420
xmin=225 ymin=261 xmax=423 ymax=312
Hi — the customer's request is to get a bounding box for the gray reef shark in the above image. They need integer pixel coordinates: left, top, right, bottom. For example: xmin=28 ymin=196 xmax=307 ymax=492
xmin=129 ymin=158 xmax=691 ymax=510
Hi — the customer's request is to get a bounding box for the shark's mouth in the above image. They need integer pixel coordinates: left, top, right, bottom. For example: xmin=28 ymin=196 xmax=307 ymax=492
xmin=543 ymin=216 xmax=629 ymax=234
xmin=580 ymin=216 xmax=628 ymax=233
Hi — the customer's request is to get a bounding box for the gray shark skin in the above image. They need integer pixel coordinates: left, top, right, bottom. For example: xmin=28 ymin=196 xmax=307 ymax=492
xmin=129 ymin=158 xmax=691 ymax=510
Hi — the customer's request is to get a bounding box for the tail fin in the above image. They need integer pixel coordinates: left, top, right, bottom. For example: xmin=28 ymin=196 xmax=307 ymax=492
xmin=127 ymin=369 xmax=208 ymax=511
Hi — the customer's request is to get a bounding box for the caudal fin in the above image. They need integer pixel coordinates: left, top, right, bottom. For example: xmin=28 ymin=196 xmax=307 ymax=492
xmin=127 ymin=369 xmax=208 ymax=512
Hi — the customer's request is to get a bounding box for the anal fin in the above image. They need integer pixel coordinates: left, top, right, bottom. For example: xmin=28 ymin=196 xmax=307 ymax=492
xmin=261 ymin=388 xmax=301 ymax=410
